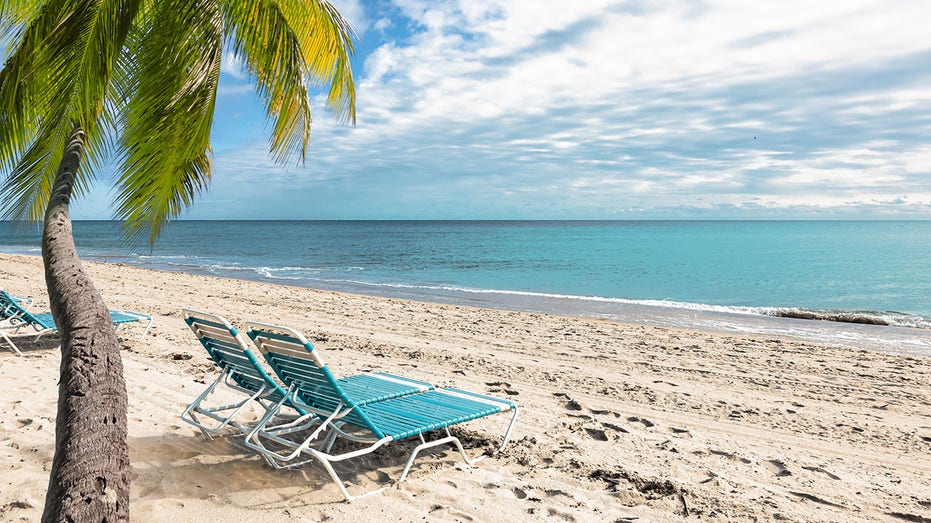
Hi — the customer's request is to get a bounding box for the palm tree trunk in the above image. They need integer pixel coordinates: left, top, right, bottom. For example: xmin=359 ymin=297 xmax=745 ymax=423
xmin=41 ymin=125 xmax=130 ymax=523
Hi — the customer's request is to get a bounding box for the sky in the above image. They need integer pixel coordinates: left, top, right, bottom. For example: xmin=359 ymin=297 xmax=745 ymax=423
xmin=74 ymin=0 xmax=931 ymax=220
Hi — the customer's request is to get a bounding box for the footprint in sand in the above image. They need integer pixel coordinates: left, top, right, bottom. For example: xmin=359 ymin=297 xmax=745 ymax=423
xmin=764 ymin=459 xmax=792 ymax=477
xmin=789 ymin=491 xmax=843 ymax=508
xmin=584 ymin=428 xmax=609 ymax=441
xmin=669 ymin=427 xmax=691 ymax=438
xmin=544 ymin=488 xmax=573 ymax=499
xmin=709 ymin=449 xmax=751 ymax=464
xmin=375 ymin=470 xmax=391 ymax=483
xmin=802 ymin=466 xmax=841 ymax=480
xmin=602 ymin=422 xmax=629 ymax=434
xmin=699 ymin=471 xmax=717 ymax=484
xmin=589 ymin=408 xmax=619 ymax=417
xmin=429 ymin=505 xmax=475 ymax=521
xmin=486 ymin=381 xmax=519 ymax=396
xmin=626 ymin=416 xmax=655 ymax=428
xmin=552 ymin=392 xmax=583 ymax=411
xmin=546 ymin=508 xmax=577 ymax=522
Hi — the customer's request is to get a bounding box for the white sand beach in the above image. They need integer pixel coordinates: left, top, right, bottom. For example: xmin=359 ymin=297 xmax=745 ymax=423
xmin=1 ymin=253 xmax=929 ymax=522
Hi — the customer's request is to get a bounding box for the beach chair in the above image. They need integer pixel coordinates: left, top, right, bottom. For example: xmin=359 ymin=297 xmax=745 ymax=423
xmin=0 ymin=292 xmax=31 ymax=328
xmin=0 ymin=289 xmax=152 ymax=355
xmin=0 ymin=287 xmax=34 ymax=323
xmin=243 ymin=322 xmax=519 ymax=502
xmin=181 ymin=310 xmax=433 ymax=438
xmin=0 ymin=289 xmax=32 ymax=315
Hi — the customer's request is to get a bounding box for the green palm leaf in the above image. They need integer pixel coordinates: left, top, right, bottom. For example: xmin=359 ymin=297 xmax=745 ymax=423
xmin=112 ymin=0 xmax=223 ymax=243
xmin=1 ymin=0 xmax=356 ymax=242
xmin=1 ymin=0 xmax=142 ymax=219
xmin=222 ymin=0 xmax=355 ymax=165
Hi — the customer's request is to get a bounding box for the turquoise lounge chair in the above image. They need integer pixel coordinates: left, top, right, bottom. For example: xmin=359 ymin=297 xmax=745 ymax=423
xmin=181 ymin=310 xmax=433 ymax=438
xmin=0 ymin=289 xmax=32 ymax=325
xmin=243 ymin=322 xmax=519 ymax=502
xmin=0 ymin=289 xmax=152 ymax=355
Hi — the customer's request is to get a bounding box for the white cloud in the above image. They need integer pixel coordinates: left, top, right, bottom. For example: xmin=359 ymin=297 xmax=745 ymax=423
xmin=173 ymin=0 xmax=931 ymax=219
xmin=220 ymin=52 xmax=245 ymax=79
xmin=328 ymin=0 xmax=370 ymax=35
xmin=373 ymin=17 xmax=392 ymax=33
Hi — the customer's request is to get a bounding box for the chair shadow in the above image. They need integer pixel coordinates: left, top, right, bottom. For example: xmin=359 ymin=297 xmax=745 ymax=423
xmin=128 ymin=429 xmax=455 ymax=508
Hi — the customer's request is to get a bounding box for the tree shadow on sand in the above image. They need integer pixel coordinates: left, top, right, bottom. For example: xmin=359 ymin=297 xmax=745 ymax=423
xmin=0 ymin=335 xmax=63 ymax=355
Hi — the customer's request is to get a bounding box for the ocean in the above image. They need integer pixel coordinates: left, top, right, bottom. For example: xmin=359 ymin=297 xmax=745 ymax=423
xmin=2 ymin=220 xmax=929 ymax=356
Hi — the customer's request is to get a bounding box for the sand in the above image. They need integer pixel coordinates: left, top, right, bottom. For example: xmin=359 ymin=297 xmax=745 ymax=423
xmin=1 ymin=252 xmax=929 ymax=522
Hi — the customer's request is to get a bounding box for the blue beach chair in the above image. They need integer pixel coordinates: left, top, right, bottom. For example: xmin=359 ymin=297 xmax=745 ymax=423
xmin=0 ymin=288 xmax=32 ymax=325
xmin=181 ymin=310 xmax=433 ymax=438
xmin=0 ymin=289 xmax=152 ymax=355
xmin=243 ymin=322 xmax=519 ymax=502
xmin=181 ymin=309 xmax=307 ymax=437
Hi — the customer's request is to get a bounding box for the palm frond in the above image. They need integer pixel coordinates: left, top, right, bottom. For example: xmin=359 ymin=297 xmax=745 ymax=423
xmin=0 ymin=96 xmax=104 ymax=223
xmin=285 ymin=1 xmax=356 ymax=124
xmin=221 ymin=0 xmax=355 ymax=166
xmin=112 ymin=0 xmax=223 ymax=243
xmin=75 ymin=0 xmax=140 ymax=127
xmin=0 ymin=0 xmax=40 ymax=35
xmin=0 ymin=0 xmax=38 ymax=60
xmin=0 ymin=0 xmax=65 ymax=176
xmin=3 ymin=0 xmax=356 ymax=242
xmin=0 ymin=0 xmax=92 ymax=219
xmin=0 ymin=107 xmax=71 ymax=221
xmin=0 ymin=0 xmax=140 ymax=221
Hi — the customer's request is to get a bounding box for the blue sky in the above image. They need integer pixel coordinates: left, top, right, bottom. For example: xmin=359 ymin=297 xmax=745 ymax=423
xmin=75 ymin=0 xmax=931 ymax=220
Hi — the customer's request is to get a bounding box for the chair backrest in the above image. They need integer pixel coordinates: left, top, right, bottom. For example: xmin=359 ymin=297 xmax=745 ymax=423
xmin=182 ymin=309 xmax=286 ymax=400
xmin=0 ymin=289 xmax=18 ymax=320
xmin=0 ymin=290 xmax=49 ymax=329
xmin=246 ymin=322 xmax=382 ymax=436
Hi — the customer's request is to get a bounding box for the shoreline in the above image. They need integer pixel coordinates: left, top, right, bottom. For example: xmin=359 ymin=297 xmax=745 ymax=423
xmin=4 ymin=250 xmax=930 ymax=358
xmin=1 ymin=252 xmax=930 ymax=522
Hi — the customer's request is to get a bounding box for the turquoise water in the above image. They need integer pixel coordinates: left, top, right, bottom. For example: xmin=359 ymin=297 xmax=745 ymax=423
xmin=2 ymin=220 xmax=930 ymax=354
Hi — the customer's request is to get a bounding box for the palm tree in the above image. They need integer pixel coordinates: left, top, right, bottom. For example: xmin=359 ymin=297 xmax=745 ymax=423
xmin=0 ymin=1 xmax=355 ymax=521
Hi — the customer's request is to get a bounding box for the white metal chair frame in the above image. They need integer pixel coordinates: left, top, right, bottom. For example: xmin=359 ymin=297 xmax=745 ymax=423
xmin=242 ymin=322 xmax=519 ymax=502
xmin=180 ymin=309 xmax=308 ymax=438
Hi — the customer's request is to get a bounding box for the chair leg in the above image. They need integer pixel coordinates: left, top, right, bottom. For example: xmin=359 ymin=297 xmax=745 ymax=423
xmin=244 ymin=395 xmax=343 ymax=469
xmin=0 ymin=331 xmax=22 ymax=356
xmin=181 ymin=370 xmax=267 ymax=437
xmin=139 ymin=317 xmax=153 ymax=340
xmin=310 ymin=449 xmax=358 ymax=502
xmin=181 ymin=371 xmax=227 ymax=437
xmin=243 ymin=405 xmax=519 ymax=502
xmin=305 ymin=447 xmax=388 ymax=502
xmin=398 ymin=405 xmax=519 ymax=483
xmin=320 ymin=425 xmax=342 ymax=453
xmin=397 ymin=430 xmax=484 ymax=484
xmin=495 ymin=406 xmax=520 ymax=453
